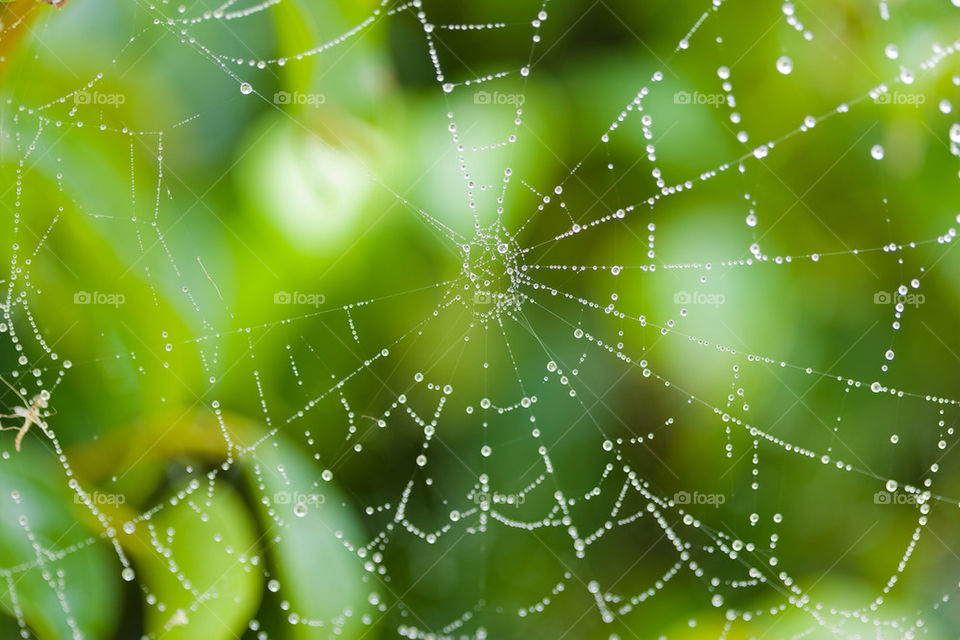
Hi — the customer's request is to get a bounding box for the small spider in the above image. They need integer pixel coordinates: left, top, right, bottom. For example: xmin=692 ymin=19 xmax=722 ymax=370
xmin=0 ymin=375 xmax=52 ymax=452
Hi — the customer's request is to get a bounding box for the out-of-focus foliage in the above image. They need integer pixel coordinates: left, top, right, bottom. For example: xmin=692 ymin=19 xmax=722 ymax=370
xmin=1 ymin=0 xmax=960 ymax=638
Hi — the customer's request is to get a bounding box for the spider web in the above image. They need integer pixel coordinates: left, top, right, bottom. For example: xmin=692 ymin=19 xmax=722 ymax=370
xmin=2 ymin=0 xmax=960 ymax=638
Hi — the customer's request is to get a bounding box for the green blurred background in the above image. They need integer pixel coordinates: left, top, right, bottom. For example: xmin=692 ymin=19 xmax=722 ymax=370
xmin=1 ymin=0 xmax=960 ymax=638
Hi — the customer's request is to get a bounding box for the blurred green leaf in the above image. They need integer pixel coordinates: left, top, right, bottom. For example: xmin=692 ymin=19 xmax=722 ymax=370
xmin=244 ymin=433 xmax=371 ymax=639
xmin=0 ymin=456 xmax=121 ymax=640
xmin=135 ymin=480 xmax=262 ymax=640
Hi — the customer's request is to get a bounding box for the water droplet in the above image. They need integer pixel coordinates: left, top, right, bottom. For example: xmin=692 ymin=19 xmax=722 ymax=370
xmin=775 ymin=56 xmax=793 ymax=75
xmin=239 ymin=82 xmax=253 ymax=95
xmin=949 ymin=123 xmax=960 ymax=144
xmin=870 ymin=144 xmax=885 ymax=160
